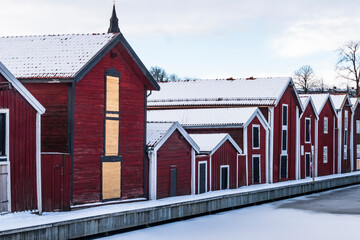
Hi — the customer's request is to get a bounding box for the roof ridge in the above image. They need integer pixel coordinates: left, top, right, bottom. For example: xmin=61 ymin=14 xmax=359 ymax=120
xmin=0 ymin=33 xmax=115 ymax=38
xmin=158 ymin=77 xmax=290 ymax=83
xmin=148 ymin=97 xmax=278 ymax=102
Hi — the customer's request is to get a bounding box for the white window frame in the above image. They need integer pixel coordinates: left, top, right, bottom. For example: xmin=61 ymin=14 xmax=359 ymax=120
xmin=357 ymin=120 xmax=360 ymax=134
xmin=252 ymin=155 xmax=261 ymax=183
xmin=357 ymin=145 xmax=360 ymax=159
xmin=252 ymin=125 xmax=260 ymax=149
xmin=324 ymin=117 xmax=328 ymax=134
xmin=220 ymin=165 xmax=230 ymax=190
xmin=198 ymin=161 xmax=207 ymax=194
xmin=305 ymin=117 xmax=311 ymax=143
xmin=0 ymin=109 xmax=10 ymax=213
xmin=281 ymin=104 xmax=288 ymax=154
xmin=323 ymin=146 xmax=328 ymax=163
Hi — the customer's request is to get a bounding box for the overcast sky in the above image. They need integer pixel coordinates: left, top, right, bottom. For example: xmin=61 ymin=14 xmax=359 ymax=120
xmin=1 ymin=0 xmax=360 ymax=87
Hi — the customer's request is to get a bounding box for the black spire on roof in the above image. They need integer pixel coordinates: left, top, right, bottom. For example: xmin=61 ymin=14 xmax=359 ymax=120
xmin=108 ymin=3 xmax=120 ymax=33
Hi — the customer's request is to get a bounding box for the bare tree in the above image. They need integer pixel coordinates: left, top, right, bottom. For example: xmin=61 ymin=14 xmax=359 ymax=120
xmin=293 ymin=65 xmax=317 ymax=93
xmin=168 ymin=74 xmax=181 ymax=81
xmin=336 ymin=41 xmax=360 ymax=96
xmin=149 ymin=66 xmax=168 ymax=82
xmin=316 ymin=77 xmax=329 ymax=93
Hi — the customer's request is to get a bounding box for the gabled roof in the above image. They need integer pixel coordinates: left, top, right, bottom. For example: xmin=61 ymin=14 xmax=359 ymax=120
xmin=147 ymin=107 xmax=270 ymax=130
xmin=330 ymin=94 xmax=351 ymax=111
xmin=351 ymin=97 xmax=359 ymax=111
xmin=299 ymin=95 xmax=319 ymax=119
xmin=299 ymin=93 xmax=337 ymax=116
xmin=0 ymin=62 xmax=45 ymax=114
xmin=147 ymin=121 xmax=199 ymax=152
xmin=148 ymin=77 xmax=300 ymax=108
xmin=0 ymin=33 xmax=159 ymax=90
xmin=189 ymin=133 xmax=242 ymax=155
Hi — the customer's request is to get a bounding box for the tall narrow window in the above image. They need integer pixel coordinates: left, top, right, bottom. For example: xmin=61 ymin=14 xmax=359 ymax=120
xmin=357 ymin=145 xmax=360 ymax=158
xmin=0 ymin=113 xmax=5 ymax=159
xmin=305 ymin=118 xmax=311 ymax=143
xmin=323 ymin=146 xmax=328 ymax=163
xmin=252 ymin=125 xmax=260 ymax=149
xmin=282 ymin=105 xmax=288 ymax=152
xmin=344 ymin=110 xmax=348 ymax=159
xmin=102 ymin=69 xmax=122 ymax=201
xmin=324 ymin=117 xmax=328 ymax=134
xmin=357 ymin=120 xmax=360 ymax=134
xmin=280 ymin=155 xmax=288 ymax=179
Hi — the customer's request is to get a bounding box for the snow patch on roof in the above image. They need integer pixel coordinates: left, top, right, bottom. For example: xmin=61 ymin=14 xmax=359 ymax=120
xmin=147 ymin=107 xmax=259 ymax=127
xmin=148 ymin=78 xmax=291 ymax=107
xmin=299 ymin=93 xmax=329 ymax=114
xmin=189 ymin=133 xmax=228 ymax=153
xmin=0 ymin=33 xmax=117 ymax=79
xmin=330 ymin=94 xmax=347 ymax=110
xmin=146 ymin=122 xmax=175 ymax=148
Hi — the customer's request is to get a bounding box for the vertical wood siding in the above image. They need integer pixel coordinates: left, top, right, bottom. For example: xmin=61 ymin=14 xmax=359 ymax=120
xmin=340 ymin=99 xmax=352 ymax=173
xmin=353 ymin=104 xmax=360 ymax=171
xmin=156 ymin=130 xmax=192 ymax=199
xmin=0 ymin=74 xmax=38 ymax=212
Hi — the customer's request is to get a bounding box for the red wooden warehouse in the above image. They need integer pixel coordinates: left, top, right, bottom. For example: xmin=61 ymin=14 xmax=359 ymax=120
xmin=0 ymin=6 xmax=160 ymax=207
xmin=331 ymin=94 xmax=353 ymax=173
xmin=298 ymin=95 xmax=319 ymax=179
xmin=351 ymin=97 xmax=360 ymax=171
xmin=0 ymin=62 xmax=45 ymax=214
xmin=190 ymin=133 xmax=242 ymax=192
xmin=147 ymin=77 xmax=303 ymax=183
xmin=147 ymin=122 xmax=199 ymax=200
xmin=147 ymin=107 xmax=270 ymax=185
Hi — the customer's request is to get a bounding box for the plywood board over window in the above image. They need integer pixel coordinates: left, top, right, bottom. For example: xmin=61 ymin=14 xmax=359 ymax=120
xmin=102 ymin=70 xmax=122 ymax=201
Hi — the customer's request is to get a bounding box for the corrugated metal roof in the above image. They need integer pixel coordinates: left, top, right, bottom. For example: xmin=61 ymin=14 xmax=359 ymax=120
xmin=147 ymin=107 xmax=259 ymax=127
xmin=146 ymin=122 xmax=175 ymax=148
xmin=148 ymin=77 xmax=291 ymax=107
xmin=189 ymin=133 xmax=228 ymax=152
xmin=0 ymin=33 xmax=117 ymax=79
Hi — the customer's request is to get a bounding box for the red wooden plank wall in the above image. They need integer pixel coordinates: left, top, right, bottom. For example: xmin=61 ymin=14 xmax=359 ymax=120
xmin=340 ymin=99 xmax=352 ymax=173
xmin=353 ymin=103 xmax=360 ymax=171
xmin=246 ymin=117 xmax=267 ymax=184
xmin=317 ymin=99 xmax=336 ymax=176
xmin=211 ymin=140 xmax=238 ymax=191
xmin=23 ymin=83 xmax=68 ymax=153
xmin=41 ymin=153 xmax=71 ymax=212
xmin=73 ymin=43 xmax=147 ymax=204
xmin=0 ymin=74 xmax=38 ymax=212
xmin=238 ymin=155 xmax=247 ymax=187
xmin=156 ymin=130 xmax=192 ymax=199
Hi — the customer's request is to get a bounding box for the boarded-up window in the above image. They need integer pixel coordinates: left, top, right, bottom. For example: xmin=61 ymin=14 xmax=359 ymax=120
xmin=102 ymin=160 xmax=121 ymax=200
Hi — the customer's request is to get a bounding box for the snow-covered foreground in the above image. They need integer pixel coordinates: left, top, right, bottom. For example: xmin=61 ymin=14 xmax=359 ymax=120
xmin=98 ymin=186 xmax=360 ymax=240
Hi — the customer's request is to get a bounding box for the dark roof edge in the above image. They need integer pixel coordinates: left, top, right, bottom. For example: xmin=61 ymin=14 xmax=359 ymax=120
xmin=74 ymin=33 xmax=160 ymax=91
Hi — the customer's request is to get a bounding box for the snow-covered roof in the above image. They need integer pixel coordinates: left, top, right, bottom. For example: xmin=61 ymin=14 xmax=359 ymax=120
xmin=350 ymin=97 xmax=358 ymax=108
xmin=299 ymin=93 xmax=337 ymax=116
xmin=299 ymin=95 xmax=309 ymax=107
xmin=0 ymin=62 xmax=45 ymax=114
xmin=148 ymin=78 xmax=294 ymax=107
xmin=0 ymin=33 xmax=117 ymax=79
xmin=147 ymin=107 xmax=269 ymax=129
xmin=147 ymin=121 xmax=199 ymax=152
xmin=330 ymin=94 xmax=348 ymax=110
xmin=189 ymin=133 xmax=242 ymax=154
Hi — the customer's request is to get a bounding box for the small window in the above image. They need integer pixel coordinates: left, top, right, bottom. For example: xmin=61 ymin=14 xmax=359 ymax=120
xmin=305 ymin=118 xmax=311 ymax=143
xmin=282 ymin=105 xmax=288 ymax=126
xmin=324 ymin=117 xmax=328 ymax=134
xmin=344 ymin=144 xmax=347 ymax=159
xmin=357 ymin=145 xmax=360 ymax=158
xmin=357 ymin=120 xmax=360 ymax=134
xmin=323 ymin=146 xmax=328 ymax=163
xmin=282 ymin=130 xmax=287 ymax=151
xmin=344 ymin=110 xmax=348 ymax=130
xmin=252 ymin=125 xmax=260 ymax=149
xmin=0 ymin=113 xmax=6 ymax=158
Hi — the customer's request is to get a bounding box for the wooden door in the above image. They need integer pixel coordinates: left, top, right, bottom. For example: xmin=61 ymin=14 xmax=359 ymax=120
xmin=0 ymin=164 xmax=9 ymax=213
xmin=305 ymin=153 xmax=311 ymax=177
xmin=170 ymin=168 xmax=177 ymax=197
xmin=253 ymin=156 xmax=260 ymax=184
xmin=199 ymin=163 xmax=206 ymax=194
xmin=221 ymin=166 xmax=229 ymax=190
xmin=0 ymin=113 xmax=9 ymax=213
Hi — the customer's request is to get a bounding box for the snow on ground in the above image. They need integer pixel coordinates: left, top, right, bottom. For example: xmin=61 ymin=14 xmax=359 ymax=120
xmin=98 ymin=186 xmax=360 ymax=240
xmin=0 ymin=172 xmax=359 ymax=232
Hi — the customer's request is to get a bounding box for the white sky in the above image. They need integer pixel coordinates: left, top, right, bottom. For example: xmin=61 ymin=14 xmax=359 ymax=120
xmin=1 ymin=0 xmax=360 ymax=87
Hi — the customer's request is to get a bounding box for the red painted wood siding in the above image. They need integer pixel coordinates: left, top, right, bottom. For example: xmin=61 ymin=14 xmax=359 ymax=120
xmin=238 ymin=155 xmax=247 ymax=187
xmin=353 ymin=103 xmax=360 ymax=171
xmin=72 ymin=42 xmax=147 ymax=204
xmin=195 ymin=155 xmax=210 ymax=194
xmin=339 ymin=99 xmax=352 ymax=173
xmin=156 ymin=130 xmax=192 ymax=199
xmin=0 ymin=74 xmax=38 ymax=212
xmin=318 ymin=99 xmax=336 ymax=176
xmin=41 ymin=153 xmax=71 ymax=212
xmin=247 ymin=117 xmax=267 ymax=184
xmin=185 ymin=128 xmax=244 ymax=149
xmin=273 ymin=85 xmax=300 ymax=182
xmin=299 ymin=103 xmax=317 ymax=179
xmin=23 ymin=83 xmax=68 ymax=153
xmin=211 ymin=140 xmax=238 ymax=191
